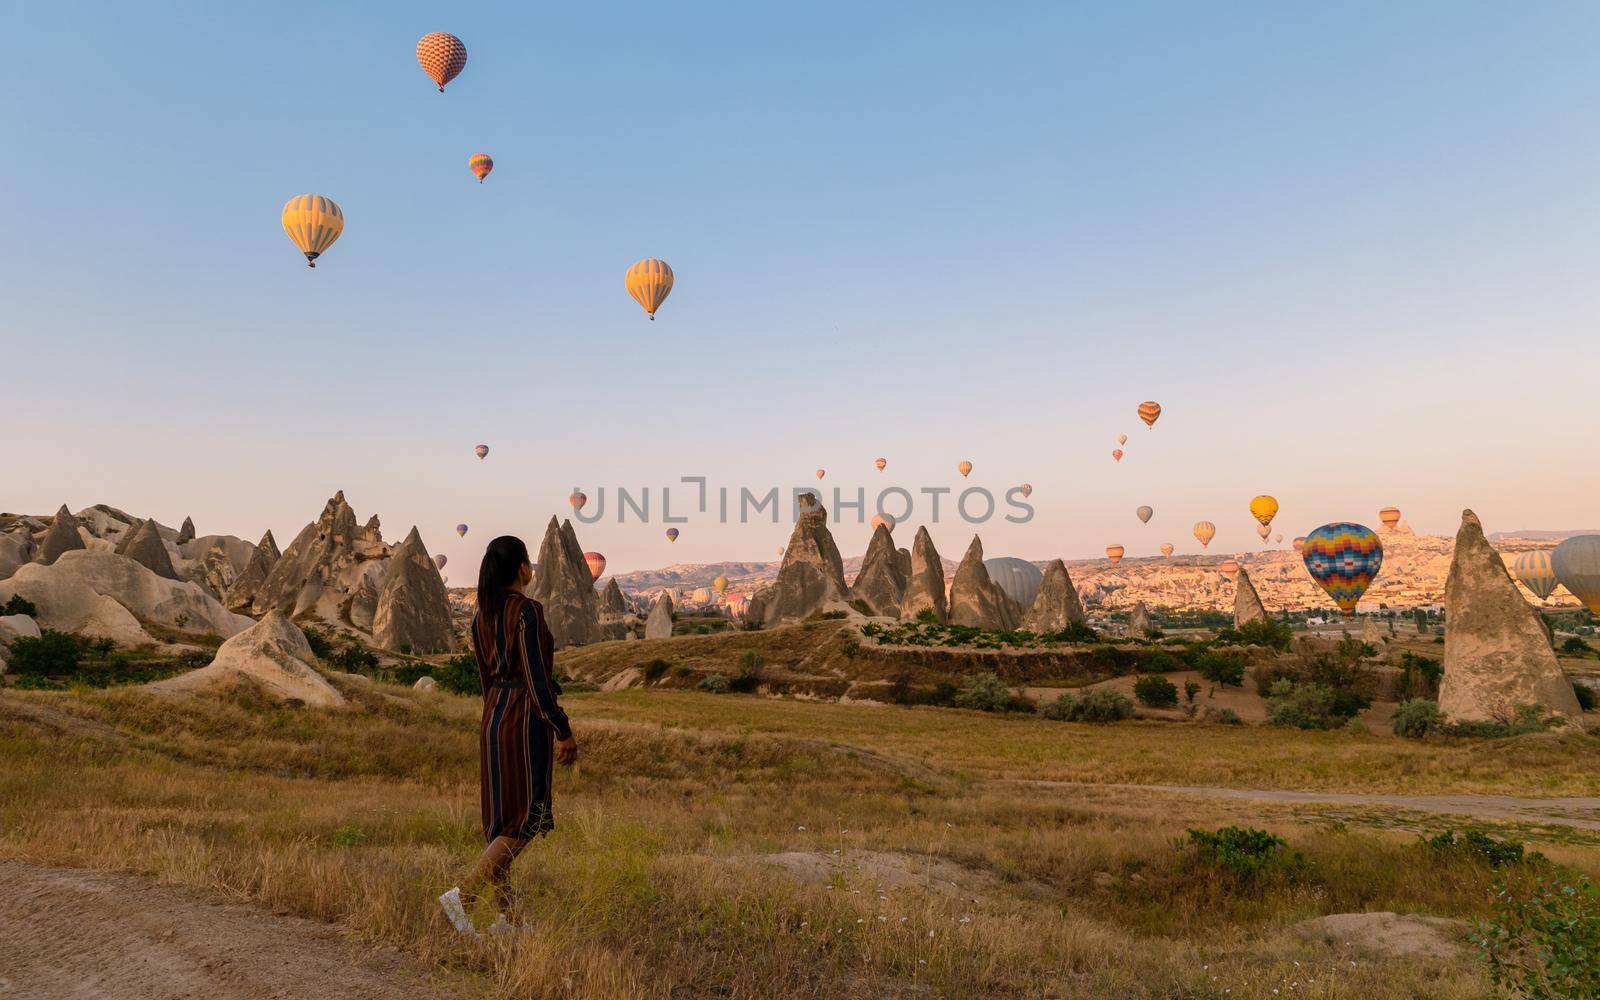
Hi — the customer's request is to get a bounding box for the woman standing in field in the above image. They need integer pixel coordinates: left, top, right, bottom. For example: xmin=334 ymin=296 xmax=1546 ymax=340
xmin=439 ymin=535 xmax=578 ymax=936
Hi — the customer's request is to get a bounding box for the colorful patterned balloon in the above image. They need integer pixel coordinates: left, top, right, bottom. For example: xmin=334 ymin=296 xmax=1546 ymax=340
xmin=1138 ymin=401 xmax=1162 ymax=428
xmin=1193 ymin=521 xmax=1216 ymax=548
xmin=1106 ymin=544 xmax=1124 ymax=565
xmin=455 ymin=523 xmax=468 ymax=537
xmin=625 ymin=258 xmax=674 ymax=319
xmin=417 ymin=32 xmax=467 ymax=92
xmin=474 ymin=444 xmax=489 ymax=460
xmin=665 ymin=528 xmax=679 ymax=542
xmin=1301 ymin=522 xmax=1384 ymax=616
xmin=1512 ymin=550 xmax=1559 ymax=602
xmin=1378 ymin=506 xmax=1401 ymax=531
xmin=583 ymin=551 xmax=606 ymax=581
xmin=469 ymin=153 xmax=494 ymax=183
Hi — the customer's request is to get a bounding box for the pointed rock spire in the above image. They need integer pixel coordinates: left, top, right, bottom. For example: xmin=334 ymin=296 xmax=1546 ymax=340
xmin=226 ymin=530 xmax=280 ymax=612
xmin=122 ymin=518 xmax=181 ymax=580
xmin=1128 ymin=601 xmax=1152 ymax=637
xmin=899 ymin=526 xmax=948 ymax=623
xmin=753 ymin=505 xmax=851 ymax=626
xmin=1022 ymin=559 xmax=1086 ymax=631
xmin=1438 ymin=510 xmax=1581 ymax=724
xmin=531 ymin=517 xmax=601 ymax=647
xmin=372 ymin=527 xmax=455 ymax=653
xmin=644 ymin=591 xmax=674 ymax=639
xmin=947 ymin=536 xmax=1021 ymax=629
xmin=37 ymin=505 xmax=86 ymax=566
xmin=850 ymin=523 xmax=906 ymax=616
xmin=177 ymin=516 xmax=196 ymax=546
xmin=1233 ymin=567 xmax=1266 ymax=625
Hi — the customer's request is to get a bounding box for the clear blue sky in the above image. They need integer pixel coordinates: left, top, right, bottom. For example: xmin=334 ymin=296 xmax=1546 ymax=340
xmin=5 ymin=1 xmax=1599 ymax=574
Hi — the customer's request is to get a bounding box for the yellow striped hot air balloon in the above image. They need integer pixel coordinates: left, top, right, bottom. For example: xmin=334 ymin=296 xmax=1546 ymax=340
xmin=281 ymin=195 xmax=343 ymax=268
xmin=1219 ymin=559 xmax=1240 ymax=577
xmin=1249 ymin=495 xmax=1279 ymax=527
xmin=469 ymin=153 xmax=494 ymax=183
xmin=1159 ymin=542 xmax=1174 ymax=558
xmin=1379 ymin=506 xmax=1402 ymax=531
xmin=1106 ymin=544 xmax=1125 ymax=565
xmin=1138 ymin=401 xmax=1162 ymax=428
xmin=1193 ymin=521 xmax=1216 ymax=548
xmin=625 ymin=258 xmax=674 ymax=319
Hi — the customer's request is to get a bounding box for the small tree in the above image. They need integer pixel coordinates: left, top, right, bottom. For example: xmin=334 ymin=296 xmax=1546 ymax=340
xmin=1195 ymin=651 xmax=1245 ymax=688
xmin=1133 ymin=674 xmax=1179 ymax=708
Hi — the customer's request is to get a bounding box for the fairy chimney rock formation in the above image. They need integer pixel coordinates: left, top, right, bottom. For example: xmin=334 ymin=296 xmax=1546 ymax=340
xmin=1233 ymin=567 xmax=1267 ymax=625
xmin=755 ymin=506 xmax=851 ymax=626
xmin=372 ymin=527 xmax=455 ymax=654
xmin=177 ymin=516 xmax=196 ymax=546
xmin=531 ymin=517 xmax=601 ymax=647
xmin=947 ymin=536 xmax=1021 ymax=630
xmin=226 ymin=530 xmax=280 ymax=612
xmin=1128 ymin=601 xmax=1152 ymax=637
xmin=38 ymin=505 xmax=86 ymax=566
xmin=121 ymin=518 xmax=181 ymax=581
xmin=644 ymin=591 xmax=674 ymax=640
xmin=1438 ymin=510 xmax=1582 ymax=724
xmin=598 ymin=578 xmax=630 ymax=640
xmin=252 ymin=491 xmax=391 ymax=623
xmin=150 ymin=610 xmax=344 ymax=708
xmin=850 ymin=523 xmax=906 ymax=617
xmin=1022 ymin=559 xmax=1086 ymax=631
xmin=898 ymin=526 xmax=949 ymax=624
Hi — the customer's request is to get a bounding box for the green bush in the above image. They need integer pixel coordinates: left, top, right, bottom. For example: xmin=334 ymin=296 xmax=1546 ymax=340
xmin=1476 ymin=874 xmax=1600 ymax=999
xmin=5 ymin=630 xmax=81 ymax=676
xmin=1442 ymin=705 xmax=1555 ymax=739
xmin=1215 ymin=618 xmax=1292 ymax=650
xmin=1184 ymin=680 xmax=1201 ymax=705
xmin=953 ymin=674 xmax=1014 ymax=713
xmin=1140 ymin=651 xmax=1179 ymax=674
xmin=1266 ymin=681 xmax=1368 ymax=730
xmin=1251 ymin=661 xmax=1300 ymax=697
xmin=640 ymin=658 xmax=672 ymax=683
xmin=1041 ymin=692 xmax=1077 ymax=721
xmin=697 ymin=673 xmax=731 ymax=694
xmin=3 ymin=594 xmax=38 ymax=617
xmin=1392 ymin=652 xmax=1443 ymax=700
xmin=730 ymin=650 xmax=764 ymax=693
xmin=330 ymin=641 xmax=378 ymax=673
xmin=915 ymin=608 xmax=940 ymax=625
xmin=1186 ymin=826 xmax=1303 ymax=878
xmin=1133 ymin=674 xmax=1179 ymax=708
xmin=1424 ymin=829 xmax=1528 ymax=868
xmin=1393 ymin=698 xmax=1443 ymax=738
xmin=301 ymin=627 xmax=334 ymax=661
xmin=1078 ymin=689 xmax=1136 ymax=723
xmin=1195 ymin=651 xmax=1245 ymax=688
xmin=1561 ymin=636 xmax=1596 ymax=657
xmin=1206 ymin=707 xmax=1243 ymax=725
xmin=1574 ymin=684 xmax=1597 ymax=712
xmin=848 ymin=599 xmax=873 ymax=617
xmin=433 ymin=654 xmax=482 ymax=695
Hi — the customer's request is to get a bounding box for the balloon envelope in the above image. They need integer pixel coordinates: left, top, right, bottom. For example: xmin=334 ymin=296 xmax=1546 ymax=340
xmin=1512 ymin=550 xmax=1560 ymax=602
xmin=1106 ymin=544 xmax=1125 ymax=564
xmin=569 ymin=489 xmax=587 ymax=512
xmin=1019 ymin=483 xmax=1032 ymax=498
xmin=1302 ymin=522 xmax=1384 ymax=616
xmin=1118 ymin=434 xmax=1128 ymax=446
xmin=1219 ymin=559 xmax=1240 ymax=576
xmin=958 ymin=460 xmax=972 ymax=477
xmin=433 ymin=554 xmax=448 ymax=570
xmin=815 ymin=469 xmax=825 ymax=479
xmin=1293 ymin=536 xmax=1307 ymax=552
xmin=469 ymin=153 xmax=494 ymax=182
xmin=1256 ymin=524 xmax=1272 ymax=540
xmin=625 ymin=258 xmax=674 ymax=319
xmin=1136 ymin=505 xmax=1153 ymax=524
xmin=1552 ymin=535 xmax=1600 ymax=612
xmin=984 ymin=557 xmax=1043 ymax=608
xmin=281 ymin=194 xmax=343 ymax=267
xmin=416 ymin=32 xmax=467 ymax=91
xmin=1111 ymin=449 xmax=1123 ymax=462
xmin=871 ymin=514 xmax=895 ymax=532
xmin=875 ymin=457 xmax=887 ymax=472
xmin=1274 ymin=533 xmax=1283 ymax=543
xmin=665 ymin=528 xmax=679 ymax=542
xmin=1193 ymin=521 xmax=1216 ymax=548
xmin=1379 ymin=506 xmax=1402 ymax=531
xmin=1138 ymin=401 xmax=1162 ymax=427
xmin=1249 ymin=495 xmax=1279 ymax=527
xmin=455 ymin=523 xmax=468 ymax=537
xmin=474 ymin=444 xmax=489 ymax=460
xmin=583 ymin=552 xmax=606 ymax=581
xmin=1159 ymin=543 xmax=1174 ymax=558
xmin=713 ymin=575 xmax=729 ymax=594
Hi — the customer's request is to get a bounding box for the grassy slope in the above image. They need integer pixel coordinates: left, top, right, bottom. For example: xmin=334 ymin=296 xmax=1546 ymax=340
xmin=3 ymin=680 xmax=1598 ymax=998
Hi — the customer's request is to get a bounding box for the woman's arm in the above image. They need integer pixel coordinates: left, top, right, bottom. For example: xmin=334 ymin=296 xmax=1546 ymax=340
xmin=518 ymin=600 xmax=572 ymax=741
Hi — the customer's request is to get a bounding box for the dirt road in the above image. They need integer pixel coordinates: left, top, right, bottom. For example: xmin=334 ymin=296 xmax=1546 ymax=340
xmin=0 ymin=861 xmax=450 ymax=1000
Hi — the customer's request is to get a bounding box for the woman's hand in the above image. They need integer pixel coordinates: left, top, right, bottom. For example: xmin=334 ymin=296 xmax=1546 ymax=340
xmin=555 ymin=736 xmax=578 ymax=766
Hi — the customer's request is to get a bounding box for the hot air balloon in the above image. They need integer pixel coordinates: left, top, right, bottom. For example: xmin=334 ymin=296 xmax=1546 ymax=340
xmin=474 ymin=444 xmax=489 ymax=460
xmin=1378 ymin=507 xmax=1402 ymax=532
xmin=958 ymin=460 xmax=973 ymax=478
xmin=1249 ymin=495 xmax=1279 ymax=527
xmin=569 ymin=488 xmax=587 ymax=512
xmin=281 ymin=194 xmax=343 ymax=268
xmin=1274 ymin=533 xmax=1283 ymax=544
xmin=1106 ymin=544 xmax=1125 ymax=565
xmin=984 ymin=557 xmax=1043 ymax=607
xmin=1138 ymin=401 xmax=1162 ymax=428
xmin=776 ymin=547 xmax=784 ymax=558
xmin=469 ymin=153 xmax=494 ymax=183
xmin=1159 ymin=543 xmax=1174 ymax=558
xmin=1117 ymin=434 xmax=1128 ymax=446
xmin=1112 ymin=449 xmax=1124 ymax=463
xmin=583 ymin=552 xmax=606 ymax=581
xmin=874 ymin=457 xmax=887 ymax=473
xmin=713 ymin=574 xmax=729 ymax=594
xmin=871 ymin=514 xmax=895 ymax=532
xmin=814 ymin=469 xmax=825 ymax=480
xmin=1219 ymin=559 xmax=1240 ymax=577
xmin=1512 ymin=551 xmax=1560 ymax=602
xmin=1256 ymin=524 xmax=1271 ymax=541
xmin=434 ymin=554 xmax=448 ymax=571
xmin=1293 ymin=536 xmax=1307 ymax=552
xmin=665 ymin=528 xmax=679 ymax=543
xmin=1019 ymin=483 xmax=1032 ymax=498
xmin=1552 ymin=536 xmax=1600 ymax=613
xmin=417 ymin=32 xmax=467 ymax=91
xmin=1136 ymin=505 xmax=1153 ymax=524
xmin=1302 ymin=522 xmax=1384 ymax=617
xmin=1193 ymin=521 xmax=1216 ymax=548
xmin=455 ymin=523 xmax=468 ymax=538
xmin=625 ymin=258 xmax=673 ymax=320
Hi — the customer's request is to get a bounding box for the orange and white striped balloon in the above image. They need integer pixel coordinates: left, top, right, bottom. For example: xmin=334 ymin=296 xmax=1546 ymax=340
xmin=417 ymin=32 xmax=467 ymax=92
xmin=469 ymin=153 xmax=493 ymax=183
xmin=1138 ymin=400 xmax=1162 ymax=428
xmin=625 ymin=258 xmax=674 ymax=319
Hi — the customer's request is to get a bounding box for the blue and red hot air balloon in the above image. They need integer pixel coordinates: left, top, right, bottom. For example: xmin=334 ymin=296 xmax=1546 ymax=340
xmin=1301 ymin=522 xmax=1383 ymax=616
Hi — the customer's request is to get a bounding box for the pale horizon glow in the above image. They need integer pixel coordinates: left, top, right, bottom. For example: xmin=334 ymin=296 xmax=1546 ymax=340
xmin=4 ymin=2 xmax=1599 ymax=575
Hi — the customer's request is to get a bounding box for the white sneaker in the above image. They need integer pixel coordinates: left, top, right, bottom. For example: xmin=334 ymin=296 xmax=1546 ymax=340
xmin=438 ymin=887 xmax=478 ymax=937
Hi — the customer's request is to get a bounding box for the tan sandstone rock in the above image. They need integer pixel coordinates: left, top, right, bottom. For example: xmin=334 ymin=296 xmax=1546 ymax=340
xmin=372 ymin=527 xmax=455 ymax=654
xmin=754 ymin=505 xmax=851 ymax=626
xmin=1023 ymin=559 xmax=1086 ymax=631
xmin=948 ymin=536 xmax=1021 ymax=630
xmin=1128 ymin=601 xmax=1151 ymax=637
xmin=531 ymin=517 xmax=601 ymax=648
xmin=37 ymin=506 xmax=86 ymax=566
xmin=598 ymin=578 xmax=630 ymax=640
xmin=252 ymin=492 xmax=391 ymax=626
xmin=120 ymin=519 xmax=181 ymax=581
xmin=1438 ymin=510 xmax=1581 ymax=724
xmin=151 ymin=610 xmax=344 ymax=707
xmin=0 ymin=550 xmax=252 ymax=641
xmin=644 ymin=591 xmax=674 ymax=640
xmin=226 ymin=530 xmax=280 ymax=612
xmin=850 ymin=524 xmax=906 ymax=617
xmin=898 ymin=527 xmax=949 ymax=624
xmin=1233 ymin=567 xmax=1266 ymax=625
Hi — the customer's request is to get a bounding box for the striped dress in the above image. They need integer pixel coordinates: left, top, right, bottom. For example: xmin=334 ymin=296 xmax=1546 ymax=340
xmin=473 ymin=592 xmax=572 ymax=842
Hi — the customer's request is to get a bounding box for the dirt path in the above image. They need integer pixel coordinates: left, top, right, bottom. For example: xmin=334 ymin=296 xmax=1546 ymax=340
xmin=1023 ymin=781 xmax=1600 ymax=831
xmin=0 ymin=861 xmax=451 ymax=1000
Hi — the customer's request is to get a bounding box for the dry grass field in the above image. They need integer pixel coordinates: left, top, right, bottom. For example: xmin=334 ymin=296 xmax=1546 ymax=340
xmin=3 ymin=668 xmax=1599 ymax=998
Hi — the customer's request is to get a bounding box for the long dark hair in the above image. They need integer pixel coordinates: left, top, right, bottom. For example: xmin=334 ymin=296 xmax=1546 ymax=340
xmin=477 ymin=535 xmax=530 ymax=627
